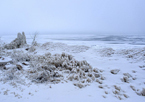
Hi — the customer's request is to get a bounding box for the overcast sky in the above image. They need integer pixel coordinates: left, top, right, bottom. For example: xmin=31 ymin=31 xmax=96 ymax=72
xmin=0 ymin=0 xmax=145 ymax=34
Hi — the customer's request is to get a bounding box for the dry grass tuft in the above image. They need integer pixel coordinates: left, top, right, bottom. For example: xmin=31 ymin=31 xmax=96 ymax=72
xmin=141 ymin=88 xmax=145 ymax=96
xmin=130 ymin=85 xmax=136 ymax=91
xmin=114 ymin=85 xmax=121 ymax=91
xmin=123 ymin=94 xmax=129 ymax=98
xmin=105 ymin=91 xmax=108 ymax=94
xmin=98 ymin=85 xmax=103 ymax=89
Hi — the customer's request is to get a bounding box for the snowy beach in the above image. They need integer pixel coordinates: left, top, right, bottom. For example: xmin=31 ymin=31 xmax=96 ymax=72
xmin=0 ymin=33 xmax=145 ymax=102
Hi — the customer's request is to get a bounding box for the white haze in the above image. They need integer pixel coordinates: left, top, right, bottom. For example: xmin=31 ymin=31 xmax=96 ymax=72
xmin=0 ymin=0 xmax=145 ymax=35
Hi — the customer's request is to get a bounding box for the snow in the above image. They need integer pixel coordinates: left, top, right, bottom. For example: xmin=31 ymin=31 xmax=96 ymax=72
xmin=0 ymin=34 xmax=145 ymax=102
xmin=0 ymin=57 xmax=11 ymax=62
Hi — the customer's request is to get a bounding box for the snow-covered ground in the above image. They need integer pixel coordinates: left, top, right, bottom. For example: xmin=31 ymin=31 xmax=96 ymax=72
xmin=0 ymin=34 xmax=145 ymax=102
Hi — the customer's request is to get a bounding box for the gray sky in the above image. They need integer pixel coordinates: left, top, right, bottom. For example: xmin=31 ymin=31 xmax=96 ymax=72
xmin=0 ymin=0 xmax=145 ymax=34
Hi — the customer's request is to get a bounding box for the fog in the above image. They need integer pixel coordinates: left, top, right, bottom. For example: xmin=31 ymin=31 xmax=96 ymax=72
xmin=0 ymin=0 xmax=145 ymax=35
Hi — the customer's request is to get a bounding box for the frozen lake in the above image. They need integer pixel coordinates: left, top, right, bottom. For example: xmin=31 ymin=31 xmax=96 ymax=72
xmin=1 ymin=33 xmax=145 ymax=49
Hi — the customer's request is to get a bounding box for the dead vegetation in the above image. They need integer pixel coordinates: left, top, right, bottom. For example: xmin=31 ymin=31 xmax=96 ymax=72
xmin=141 ymin=88 xmax=145 ymax=96
xmin=121 ymin=73 xmax=134 ymax=83
xmin=111 ymin=85 xmax=129 ymax=100
xmin=117 ymin=47 xmax=145 ymax=62
xmin=110 ymin=69 xmax=120 ymax=74
xmin=0 ymin=49 xmax=102 ymax=88
xmin=130 ymin=85 xmax=145 ymax=96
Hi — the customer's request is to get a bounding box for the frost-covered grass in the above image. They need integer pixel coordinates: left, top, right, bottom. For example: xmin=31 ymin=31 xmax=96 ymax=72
xmin=1 ymin=49 xmax=102 ymax=88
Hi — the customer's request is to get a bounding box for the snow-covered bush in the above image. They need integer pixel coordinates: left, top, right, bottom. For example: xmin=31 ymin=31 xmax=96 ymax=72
xmin=32 ymin=71 xmax=50 ymax=83
xmin=41 ymin=42 xmax=89 ymax=53
xmin=10 ymin=50 xmax=31 ymax=62
xmin=28 ymin=46 xmax=36 ymax=52
xmin=5 ymin=32 xmax=27 ymax=49
xmin=73 ymin=83 xmax=86 ymax=88
xmin=97 ymin=48 xmax=115 ymax=57
xmin=21 ymin=52 xmax=101 ymax=87
xmin=0 ymin=64 xmax=22 ymax=83
xmin=117 ymin=47 xmax=145 ymax=61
